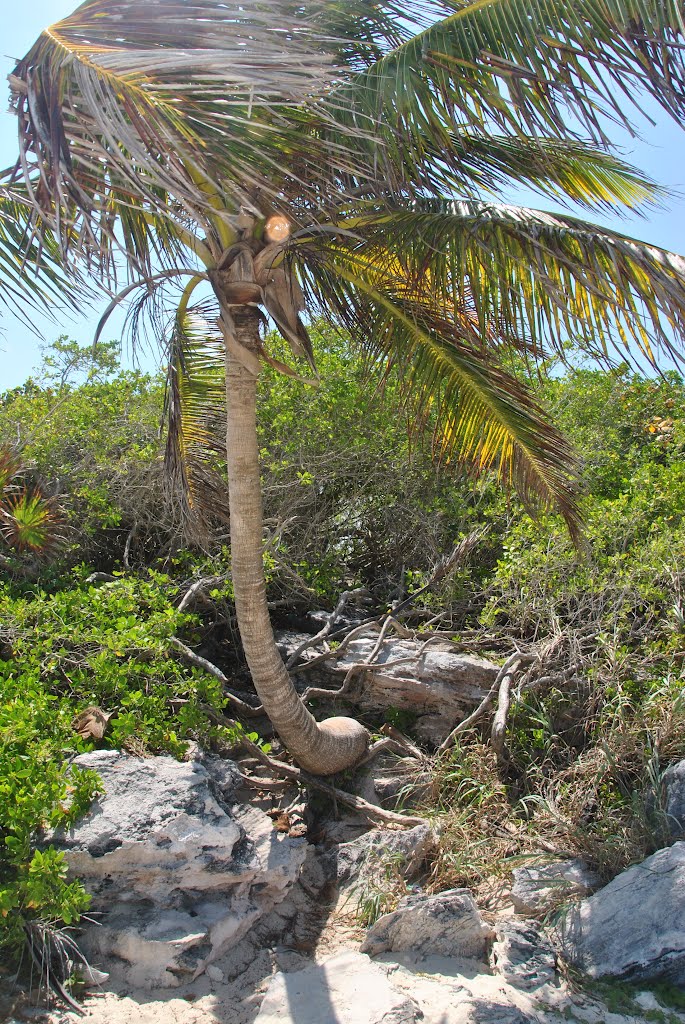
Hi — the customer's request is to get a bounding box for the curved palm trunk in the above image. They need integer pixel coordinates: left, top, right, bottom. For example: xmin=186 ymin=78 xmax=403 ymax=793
xmin=221 ymin=304 xmax=369 ymax=775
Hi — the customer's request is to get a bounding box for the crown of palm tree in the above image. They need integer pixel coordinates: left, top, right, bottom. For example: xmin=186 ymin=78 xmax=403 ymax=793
xmin=7 ymin=0 xmax=685 ymax=541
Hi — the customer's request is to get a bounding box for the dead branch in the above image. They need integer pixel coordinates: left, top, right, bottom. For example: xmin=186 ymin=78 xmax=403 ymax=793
xmin=379 ymin=723 xmax=426 ymax=761
xmin=177 ymin=576 xmax=226 ymax=613
xmin=171 ymin=637 xmax=264 ymax=717
xmin=122 ymin=522 xmax=137 ymax=570
xmin=239 ymin=737 xmax=428 ymax=828
xmin=300 ymin=615 xmax=405 ymax=705
xmin=288 ymin=529 xmax=486 ymax=676
xmin=355 ymin=736 xmax=405 ymax=767
xmin=237 ymin=772 xmax=291 ymax=791
xmin=491 ymin=659 xmax=520 ymax=763
xmin=438 ymin=651 xmax=535 ymax=754
xmin=388 ymin=529 xmax=485 ymax=619
xmin=285 ymin=587 xmax=368 ymax=669
xmin=84 ymin=572 xmax=116 ymax=584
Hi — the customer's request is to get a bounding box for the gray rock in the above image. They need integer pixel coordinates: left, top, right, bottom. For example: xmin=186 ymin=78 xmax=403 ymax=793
xmin=555 ymin=841 xmax=685 ymax=983
xmin=662 ymin=760 xmax=685 ymax=835
xmin=490 ymin=919 xmax=557 ymax=989
xmin=361 ymin=889 xmax=494 ymax=960
xmin=53 ymin=750 xmax=307 ymax=988
xmin=462 ymin=1006 xmax=537 ymax=1024
xmin=277 ymin=631 xmax=496 ymax=723
xmin=321 ymin=823 xmax=437 ymax=900
xmin=510 ymin=858 xmax=600 ymax=917
xmin=254 ymin=950 xmax=420 ymax=1024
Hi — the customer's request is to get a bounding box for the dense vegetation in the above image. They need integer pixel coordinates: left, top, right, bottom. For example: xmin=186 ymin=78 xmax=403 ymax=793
xmin=1 ymin=330 xmax=684 ymax=959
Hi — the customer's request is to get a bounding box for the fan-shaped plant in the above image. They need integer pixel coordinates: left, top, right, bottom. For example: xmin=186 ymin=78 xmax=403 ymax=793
xmin=0 ymin=449 xmax=61 ymax=557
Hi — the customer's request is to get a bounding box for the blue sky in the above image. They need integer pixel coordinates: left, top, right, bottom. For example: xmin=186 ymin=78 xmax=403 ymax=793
xmin=2 ymin=3 xmax=685 ymax=389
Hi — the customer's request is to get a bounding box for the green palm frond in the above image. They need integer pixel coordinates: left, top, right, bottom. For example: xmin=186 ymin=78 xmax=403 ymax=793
xmin=0 ymin=490 xmax=61 ymax=553
xmin=0 ymin=447 xmax=62 ymax=554
xmin=339 ymin=201 xmax=685 ymax=366
xmin=324 ymin=0 xmax=685 ymax=183
xmin=163 ymin=302 xmax=229 ymax=527
xmin=0 ymin=183 xmax=79 ymax=319
xmin=300 ymin=247 xmax=582 ymax=541
xmin=421 ymin=135 xmax=664 ymax=213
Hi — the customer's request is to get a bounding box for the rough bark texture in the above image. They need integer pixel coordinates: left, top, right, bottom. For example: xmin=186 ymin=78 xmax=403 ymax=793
xmin=221 ymin=301 xmax=369 ymax=774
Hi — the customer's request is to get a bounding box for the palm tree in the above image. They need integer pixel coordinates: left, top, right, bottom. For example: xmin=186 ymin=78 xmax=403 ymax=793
xmin=8 ymin=0 xmax=685 ymax=774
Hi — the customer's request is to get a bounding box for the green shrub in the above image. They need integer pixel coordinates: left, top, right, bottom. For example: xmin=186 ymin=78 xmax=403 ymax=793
xmin=0 ymin=571 xmax=242 ymax=959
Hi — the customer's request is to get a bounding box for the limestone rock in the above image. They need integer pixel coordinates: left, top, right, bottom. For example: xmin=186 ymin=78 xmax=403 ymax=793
xmin=254 ymin=950 xmax=420 ymax=1024
xmin=490 ymin=919 xmax=557 ymax=989
xmin=277 ymin=631 xmax=496 ymax=724
xmin=320 ymin=823 xmax=436 ymax=902
xmin=555 ymin=841 xmax=685 ymax=983
xmin=361 ymin=889 xmax=494 ymax=960
xmin=461 ymin=1007 xmax=537 ymax=1024
xmin=52 ymin=750 xmax=307 ymax=988
xmin=510 ymin=858 xmax=600 ymax=917
xmin=662 ymin=760 xmax=685 ymax=835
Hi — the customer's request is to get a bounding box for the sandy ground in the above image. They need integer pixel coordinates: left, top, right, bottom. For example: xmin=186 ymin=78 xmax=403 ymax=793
xmin=8 ymin=911 xmax=684 ymax=1024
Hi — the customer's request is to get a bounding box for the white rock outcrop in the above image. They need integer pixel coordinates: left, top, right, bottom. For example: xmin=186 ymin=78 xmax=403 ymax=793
xmin=361 ymin=889 xmax=494 ymax=959
xmin=555 ymin=841 xmax=685 ymax=983
xmin=52 ymin=750 xmax=307 ymax=988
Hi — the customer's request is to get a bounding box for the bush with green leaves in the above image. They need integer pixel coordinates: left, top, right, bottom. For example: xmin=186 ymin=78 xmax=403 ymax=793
xmin=0 ymin=571 xmax=242 ymax=958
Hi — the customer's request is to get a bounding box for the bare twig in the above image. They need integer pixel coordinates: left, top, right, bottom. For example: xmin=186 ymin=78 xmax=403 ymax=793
xmin=240 ymin=737 xmax=427 ymax=828
xmin=293 ymin=618 xmax=380 ymax=673
xmin=237 ymin=772 xmax=291 ymax=791
xmin=122 ymin=522 xmax=137 ymax=570
xmin=84 ymin=572 xmax=116 ymax=584
xmin=290 ymin=530 xmax=485 ymax=676
xmin=171 ymin=637 xmax=264 ymax=717
xmin=177 ymin=576 xmax=226 ymax=613
xmin=355 ymin=736 xmax=404 ymax=767
xmin=388 ymin=530 xmax=485 ymax=619
xmin=300 ymin=616 xmax=403 ymax=705
xmin=285 ymin=587 xmax=368 ymax=669
xmin=491 ymin=659 xmax=519 ymax=763
xmin=379 ymin=723 xmax=426 ymax=761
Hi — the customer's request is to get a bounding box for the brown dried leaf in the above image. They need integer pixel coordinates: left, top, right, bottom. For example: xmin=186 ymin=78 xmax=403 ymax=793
xmin=72 ymin=706 xmax=112 ymax=741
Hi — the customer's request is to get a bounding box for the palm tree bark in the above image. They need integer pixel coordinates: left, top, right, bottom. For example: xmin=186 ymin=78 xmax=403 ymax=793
xmin=221 ymin=303 xmax=369 ymax=775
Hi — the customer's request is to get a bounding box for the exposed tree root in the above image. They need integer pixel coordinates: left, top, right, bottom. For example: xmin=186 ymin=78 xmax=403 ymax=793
xmin=239 ymin=737 xmax=428 ymax=828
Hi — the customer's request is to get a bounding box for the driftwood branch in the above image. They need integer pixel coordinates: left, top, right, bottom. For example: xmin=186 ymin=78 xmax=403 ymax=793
xmin=177 ymin=576 xmax=226 ymax=613
xmin=289 ymin=529 xmax=486 ymax=676
xmin=285 ymin=587 xmax=368 ymax=669
xmin=438 ymin=651 xmax=535 ymax=754
xmin=300 ymin=615 xmax=403 ymax=705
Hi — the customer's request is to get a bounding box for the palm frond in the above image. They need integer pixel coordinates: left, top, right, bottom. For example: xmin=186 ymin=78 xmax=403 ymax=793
xmin=299 ymin=246 xmax=582 ymax=541
xmin=322 ymin=0 xmax=685 ymax=191
xmin=337 ymin=201 xmax=685 ymax=366
xmin=421 ymin=135 xmax=665 ymax=213
xmin=163 ymin=302 xmax=230 ymax=528
xmin=0 ymin=447 xmax=62 ymax=554
xmin=0 ymin=182 xmax=80 ymax=321
xmin=8 ymin=0 xmax=372 ymax=259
